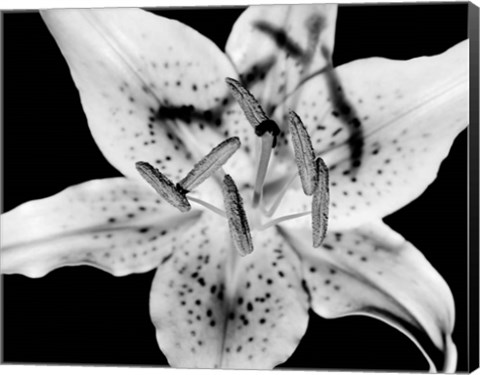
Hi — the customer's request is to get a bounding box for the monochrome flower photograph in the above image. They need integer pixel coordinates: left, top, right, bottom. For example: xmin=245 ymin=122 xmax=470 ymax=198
xmin=2 ymin=3 xmax=470 ymax=372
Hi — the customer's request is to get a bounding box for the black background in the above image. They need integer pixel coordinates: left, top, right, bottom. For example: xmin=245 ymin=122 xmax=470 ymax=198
xmin=2 ymin=4 xmax=469 ymax=371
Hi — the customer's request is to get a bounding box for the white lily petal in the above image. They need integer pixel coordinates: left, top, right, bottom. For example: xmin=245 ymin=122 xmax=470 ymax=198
xmin=274 ymin=40 xmax=468 ymax=230
xmin=149 ymin=212 xmax=308 ymax=369
xmin=280 ymin=220 xmax=456 ymax=372
xmin=1 ymin=178 xmax=201 ymax=277
xmin=41 ymin=8 xmax=254 ymax=185
xmin=226 ymin=4 xmax=337 ymax=118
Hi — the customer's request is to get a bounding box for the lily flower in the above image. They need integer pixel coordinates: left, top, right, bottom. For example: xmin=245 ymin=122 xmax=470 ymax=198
xmin=1 ymin=5 xmax=468 ymax=372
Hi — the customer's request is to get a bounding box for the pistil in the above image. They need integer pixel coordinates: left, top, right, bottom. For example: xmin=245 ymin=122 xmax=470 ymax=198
xmin=225 ymin=78 xmax=280 ymax=208
xmin=252 ymin=131 xmax=274 ymax=207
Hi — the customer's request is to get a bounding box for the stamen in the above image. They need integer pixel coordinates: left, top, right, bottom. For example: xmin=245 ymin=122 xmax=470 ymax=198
xmin=311 ymin=157 xmax=329 ymax=248
xmin=222 ymin=174 xmax=254 ymax=257
xmin=264 ymin=171 xmax=298 ymax=217
xmin=225 ymin=77 xmax=280 ymax=208
xmin=177 ymin=137 xmax=241 ymax=192
xmin=260 ymin=211 xmax=311 ymax=230
xmin=288 ymin=110 xmax=318 ymax=195
xmin=187 ymin=196 xmax=226 ymax=218
xmin=135 ymin=161 xmax=191 ymax=213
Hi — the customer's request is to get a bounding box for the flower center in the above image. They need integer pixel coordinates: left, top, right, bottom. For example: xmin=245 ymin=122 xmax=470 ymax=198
xmin=135 ymin=78 xmax=330 ymax=256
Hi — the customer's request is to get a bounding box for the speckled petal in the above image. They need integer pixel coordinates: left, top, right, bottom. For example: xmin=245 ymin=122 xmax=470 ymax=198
xmin=41 ymin=9 xmax=254 ymax=186
xmin=226 ymin=4 xmax=337 ymax=119
xmin=149 ymin=212 xmax=309 ymax=369
xmin=280 ymin=221 xmax=456 ymax=372
xmin=274 ymin=41 xmax=468 ymax=230
xmin=1 ymin=178 xmax=202 ymax=278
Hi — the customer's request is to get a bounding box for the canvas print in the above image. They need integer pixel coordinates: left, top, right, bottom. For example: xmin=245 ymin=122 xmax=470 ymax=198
xmin=2 ymin=3 xmax=470 ymax=372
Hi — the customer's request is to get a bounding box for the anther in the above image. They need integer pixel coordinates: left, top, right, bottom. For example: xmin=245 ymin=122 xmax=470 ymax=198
xmin=222 ymin=174 xmax=254 ymax=256
xmin=135 ymin=161 xmax=191 ymax=213
xmin=177 ymin=137 xmax=241 ymax=192
xmin=311 ymin=157 xmax=329 ymax=247
xmin=225 ymin=77 xmax=269 ymax=128
xmin=288 ymin=111 xmax=318 ymax=195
